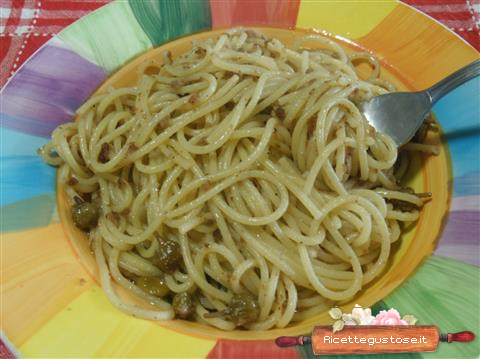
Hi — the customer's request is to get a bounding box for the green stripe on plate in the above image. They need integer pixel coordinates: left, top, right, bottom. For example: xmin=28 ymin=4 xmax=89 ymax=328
xmin=383 ymin=256 xmax=479 ymax=359
xmin=57 ymin=1 xmax=152 ymax=73
xmin=297 ymin=256 xmax=479 ymax=359
xmin=128 ymin=0 xmax=212 ymax=47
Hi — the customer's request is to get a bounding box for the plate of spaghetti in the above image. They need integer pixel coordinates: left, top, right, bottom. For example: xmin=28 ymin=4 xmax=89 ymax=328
xmin=1 ymin=1 xmax=479 ymax=358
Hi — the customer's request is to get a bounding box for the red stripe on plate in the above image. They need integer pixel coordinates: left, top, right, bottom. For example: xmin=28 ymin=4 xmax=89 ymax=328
xmin=206 ymin=340 xmax=299 ymax=359
xmin=210 ymin=0 xmax=300 ymax=29
xmin=403 ymin=0 xmax=467 ymax=5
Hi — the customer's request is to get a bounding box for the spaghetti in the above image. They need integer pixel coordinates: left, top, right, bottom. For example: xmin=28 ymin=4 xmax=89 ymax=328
xmin=40 ymin=28 xmax=429 ymax=330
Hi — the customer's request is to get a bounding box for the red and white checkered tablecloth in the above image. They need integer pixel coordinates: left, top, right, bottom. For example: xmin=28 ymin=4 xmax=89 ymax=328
xmin=0 ymin=0 xmax=111 ymax=88
xmin=0 ymin=0 xmax=478 ymax=358
xmin=0 ymin=0 xmax=479 ymax=88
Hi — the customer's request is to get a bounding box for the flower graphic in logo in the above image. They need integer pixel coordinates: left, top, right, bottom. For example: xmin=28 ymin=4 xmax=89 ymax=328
xmin=343 ymin=304 xmax=376 ymax=326
xmin=372 ymin=309 xmax=408 ymax=325
xmin=328 ymin=304 xmax=419 ymax=333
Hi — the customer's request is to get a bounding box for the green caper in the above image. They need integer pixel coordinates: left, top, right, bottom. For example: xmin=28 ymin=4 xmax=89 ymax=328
xmin=153 ymin=238 xmax=182 ymax=274
xmin=120 ymin=268 xmax=138 ymax=282
xmin=224 ymin=293 xmax=260 ymax=326
xmin=172 ymin=292 xmax=195 ymax=319
xmin=71 ymin=200 xmax=99 ymax=230
xmin=387 ymin=198 xmax=420 ymax=212
xmin=387 ymin=187 xmax=422 ymax=212
xmin=136 ymin=276 xmax=170 ymax=297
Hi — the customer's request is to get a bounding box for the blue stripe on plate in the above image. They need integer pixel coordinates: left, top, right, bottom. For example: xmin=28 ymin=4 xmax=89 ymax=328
xmin=0 ymin=156 xmax=55 ymax=207
xmin=433 ymin=77 xmax=480 ymax=196
xmin=1 ymin=127 xmax=50 ymax=156
xmin=433 ymin=77 xmax=480 ymax=133
xmin=0 ymin=126 xmax=56 ymax=231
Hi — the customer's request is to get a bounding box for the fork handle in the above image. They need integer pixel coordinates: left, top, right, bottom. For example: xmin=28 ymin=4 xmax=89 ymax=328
xmin=427 ymin=59 xmax=480 ymax=104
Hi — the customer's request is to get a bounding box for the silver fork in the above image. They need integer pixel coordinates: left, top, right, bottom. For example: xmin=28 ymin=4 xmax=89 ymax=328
xmin=360 ymin=59 xmax=480 ymax=146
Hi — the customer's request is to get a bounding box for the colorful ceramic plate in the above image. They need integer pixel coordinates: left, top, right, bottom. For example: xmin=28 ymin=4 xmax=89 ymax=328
xmin=1 ymin=1 xmax=479 ymax=358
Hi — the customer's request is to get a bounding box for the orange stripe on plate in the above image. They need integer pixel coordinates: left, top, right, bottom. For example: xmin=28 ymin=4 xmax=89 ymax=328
xmin=1 ymin=223 xmax=92 ymax=346
xmin=356 ymin=3 xmax=479 ymax=89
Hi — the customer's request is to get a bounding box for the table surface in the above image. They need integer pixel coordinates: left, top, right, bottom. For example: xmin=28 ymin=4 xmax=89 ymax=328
xmin=0 ymin=0 xmax=479 ymax=358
